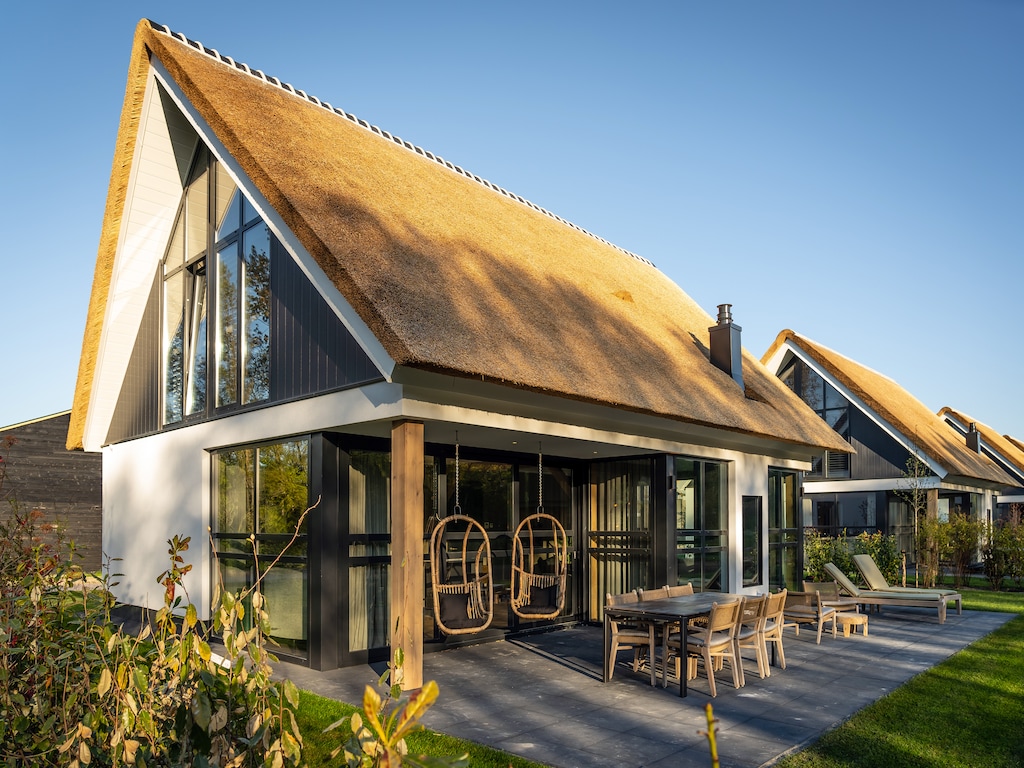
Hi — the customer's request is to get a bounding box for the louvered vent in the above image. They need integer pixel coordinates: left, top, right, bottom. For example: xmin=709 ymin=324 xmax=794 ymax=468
xmin=826 ymin=450 xmax=850 ymax=478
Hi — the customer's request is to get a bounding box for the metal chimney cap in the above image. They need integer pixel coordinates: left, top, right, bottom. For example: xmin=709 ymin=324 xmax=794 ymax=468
xmin=716 ymin=304 xmax=733 ymax=325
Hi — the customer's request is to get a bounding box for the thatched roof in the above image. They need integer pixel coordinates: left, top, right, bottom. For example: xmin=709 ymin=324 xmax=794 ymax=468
xmin=938 ymin=407 xmax=1024 ymax=480
xmin=764 ymin=330 xmax=1015 ymax=486
xmin=69 ymin=20 xmax=850 ymax=455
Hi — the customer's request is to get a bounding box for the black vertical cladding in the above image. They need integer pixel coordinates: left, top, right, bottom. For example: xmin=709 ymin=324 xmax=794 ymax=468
xmin=270 ymin=240 xmax=381 ymax=400
xmin=106 ymin=274 xmax=163 ymax=444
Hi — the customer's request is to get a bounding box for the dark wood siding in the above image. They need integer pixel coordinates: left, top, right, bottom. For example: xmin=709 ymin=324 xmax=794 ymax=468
xmin=270 ymin=240 xmax=381 ymax=399
xmin=107 ymin=274 xmax=162 ymax=445
xmin=1 ymin=412 xmax=103 ymax=569
xmin=849 ymin=409 xmax=911 ymax=480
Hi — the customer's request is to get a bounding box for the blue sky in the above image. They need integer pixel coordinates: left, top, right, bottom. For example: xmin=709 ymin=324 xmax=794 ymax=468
xmin=2 ymin=2 xmax=1022 ymax=441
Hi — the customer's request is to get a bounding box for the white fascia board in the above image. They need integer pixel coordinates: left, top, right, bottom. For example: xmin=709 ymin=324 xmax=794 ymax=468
xmin=772 ymin=340 xmax=946 ymax=479
xmin=998 ymin=494 xmax=1024 ymax=504
xmin=85 ymin=72 xmax=191 ymax=451
xmin=803 ymin=476 xmax=942 ymax=494
xmin=149 ymin=58 xmax=396 ymax=381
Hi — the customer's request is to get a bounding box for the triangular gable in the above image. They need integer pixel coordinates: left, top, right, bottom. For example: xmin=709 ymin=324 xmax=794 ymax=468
xmin=763 ymin=330 xmax=1015 ymax=487
xmin=70 ymin=30 xmax=390 ymax=451
xmin=71 ymin=20 xmax=852 ymax=456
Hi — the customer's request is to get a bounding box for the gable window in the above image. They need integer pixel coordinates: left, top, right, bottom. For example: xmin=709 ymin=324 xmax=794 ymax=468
xmin=162 ymin=148 xmax=271 ymax=424
xmin=163 ymin=148 xmax=211 ymax=424
xmin=779 ymin=357 xmax=851 ymax=478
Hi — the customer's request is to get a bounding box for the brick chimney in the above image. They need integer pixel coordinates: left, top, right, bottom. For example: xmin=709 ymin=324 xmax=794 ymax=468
xmin=709 ymin=303 xmax=743 ymax=390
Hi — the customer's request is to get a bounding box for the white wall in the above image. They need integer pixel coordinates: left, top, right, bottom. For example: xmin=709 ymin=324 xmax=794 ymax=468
xmin=102 ymin=428 xmax=211 ymax=615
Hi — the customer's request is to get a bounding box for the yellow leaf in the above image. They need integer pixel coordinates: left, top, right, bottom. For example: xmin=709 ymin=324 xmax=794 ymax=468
xmin=124 ymin=739 xmax=140 ymax=764
xmin=79 ymin=741 xmax=92 ymax=765
xmin=97 ymin=668 xmax=112 ymax=698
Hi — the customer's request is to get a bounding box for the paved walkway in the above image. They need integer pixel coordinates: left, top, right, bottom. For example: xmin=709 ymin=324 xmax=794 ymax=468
xmin=279 ymin=607 xmax=1010 ymax=768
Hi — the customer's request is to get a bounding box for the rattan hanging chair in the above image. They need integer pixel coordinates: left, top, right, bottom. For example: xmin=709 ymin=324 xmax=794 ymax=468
xmin=428 ymin=440 xmax=494 ymax=635
xmin=429 ymin=513 xmax=494 ymax=635
xmin=510 ymin=448 xmax=568 ymax=620
xmin=511 ymin=511 xmax=568 ymax=620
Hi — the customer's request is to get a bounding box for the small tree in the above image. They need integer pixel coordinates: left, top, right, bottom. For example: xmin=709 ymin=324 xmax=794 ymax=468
xmin=895 ymin=454 xmax=937 ymax=587
xmin=944 ymin=507 xmax=983 ymax=589
xmin=1004 ymin=504 xmax=1024 ymax=590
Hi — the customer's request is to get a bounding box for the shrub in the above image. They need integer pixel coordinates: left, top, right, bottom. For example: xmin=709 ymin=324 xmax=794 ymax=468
xmin=803 ymin=530 xmax=901 ymax=586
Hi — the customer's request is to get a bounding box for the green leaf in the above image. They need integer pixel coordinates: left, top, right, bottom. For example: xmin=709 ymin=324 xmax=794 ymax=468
xmin=191 ymin=691 xmax=212 ymax=730
xmin=282 ymin=678 xmax=299 ymax=709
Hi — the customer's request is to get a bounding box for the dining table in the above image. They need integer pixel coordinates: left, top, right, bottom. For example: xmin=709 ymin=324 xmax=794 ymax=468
xmin=603 ymin=592 xmax=746 ymax=697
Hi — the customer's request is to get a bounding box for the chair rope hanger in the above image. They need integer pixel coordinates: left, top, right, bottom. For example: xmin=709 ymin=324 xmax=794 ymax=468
xmin=429 ymin=437 xmax=494 ymax=635
xmin=511 ymin=444 xmax=569 ymax=620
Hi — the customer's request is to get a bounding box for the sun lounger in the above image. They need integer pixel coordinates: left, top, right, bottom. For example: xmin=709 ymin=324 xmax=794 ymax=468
xmin=823 ymin=563 xmax=962 ymax=624
xmin=851 ymin=554 xmax=961 ymax=597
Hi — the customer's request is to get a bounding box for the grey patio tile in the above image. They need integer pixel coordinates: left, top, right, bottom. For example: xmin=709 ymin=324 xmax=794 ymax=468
xmin=280 ymin=608 xmax=1012 ymax=768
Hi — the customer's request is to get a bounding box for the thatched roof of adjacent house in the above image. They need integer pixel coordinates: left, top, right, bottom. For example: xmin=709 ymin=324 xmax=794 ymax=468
xmin=69 ymin=20 xmax=851 ymax=455
xmin=764 ymin=330 xmax=1015 ymax=486
xmin=938 ymin=407 xmax=1024 ymax=480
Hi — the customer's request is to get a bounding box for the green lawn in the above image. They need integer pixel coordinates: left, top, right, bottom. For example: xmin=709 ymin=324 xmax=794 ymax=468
xmin=296 ymin=689 xmax=548 ymax=768
xmin=775 ymin=589 xmax=1024 ymax=768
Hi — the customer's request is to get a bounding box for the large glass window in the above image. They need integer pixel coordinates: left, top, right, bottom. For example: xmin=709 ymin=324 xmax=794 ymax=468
xmin=779 ymin=357 xmax=851 ymax=477
xmin=347 ymin=450 xmax=392 ymax=653
xmin=162 ymin=147 xmax=272 ymax=424
xmin=163 ymin=149 xmax=210 ymax=425
xmin=588 ymin=459 xmax=652 ymax=618
xmin=742 ymin=496 xmax=763 ymax=587
xmin=675 ymin=458 xmax=727 ymax=591
xmin=768 ymin=469 xmax=800 ymax=590
xmin=212 ymin=439 xmax=310 ymax=658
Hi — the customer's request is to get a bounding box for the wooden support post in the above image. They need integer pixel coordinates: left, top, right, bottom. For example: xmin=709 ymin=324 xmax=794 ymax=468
xmin=391 ymin=420 xmax=424 ymax=691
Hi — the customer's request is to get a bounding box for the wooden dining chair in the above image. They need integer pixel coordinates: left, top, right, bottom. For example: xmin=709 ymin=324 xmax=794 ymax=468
xmin=783 ymin=590 xmax=837 ymax=644
xmin=606 ymin=591 xmax=657 ymax=685
xmin=760 ymin=589 xmax=788 ymax=673
xmin=735 ymin=594 xmax=769 ymax=683
xmin=667 ymin=599 xmax=744 ymax=697
xmin=665 ymin=582 xmax=695 ymax=597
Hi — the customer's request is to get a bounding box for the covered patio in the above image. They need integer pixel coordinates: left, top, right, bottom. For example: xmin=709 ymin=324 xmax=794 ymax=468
xmin=278 ymin=607 xmax=1009 ymax=767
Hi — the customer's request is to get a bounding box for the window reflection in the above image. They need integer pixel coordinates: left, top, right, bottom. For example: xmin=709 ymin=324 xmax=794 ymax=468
xmin=212 ymin=439 xmax=309 ymax=658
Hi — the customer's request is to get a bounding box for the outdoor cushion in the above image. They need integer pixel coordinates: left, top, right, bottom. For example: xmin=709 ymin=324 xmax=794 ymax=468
xmin=823 ymin=562 xmax=961 ymax=624
xmin=518 ymin=584 xmax=560 ymax=615
xmin=852 ymin=554 xmax=959 ymax=596
xmin=824 ymin=563 xmax=945 ymax=601
xmin=438 ymin=593 xmax=484 ymax=630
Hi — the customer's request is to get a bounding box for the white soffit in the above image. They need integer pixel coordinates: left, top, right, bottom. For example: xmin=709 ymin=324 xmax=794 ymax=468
xmin=148 ymin=57 xmax=396 ymax=381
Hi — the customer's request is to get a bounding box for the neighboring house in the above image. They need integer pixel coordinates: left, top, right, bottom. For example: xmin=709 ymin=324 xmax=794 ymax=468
xmin=938 ymin=408 xmax=1024 ymax=521
xmin=68 ymin=20 xmax=849 ymax=681
xmin=0 ymin=411 xmax=103 ymax=570
xmin=763 ymin=330 xmax=1015 ymax=559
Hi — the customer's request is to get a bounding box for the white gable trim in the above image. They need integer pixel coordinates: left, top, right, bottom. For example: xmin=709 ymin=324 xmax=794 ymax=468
xmin=765 ymin=340 xmax=947 ymax=479
xmin=149 ymin=58 xmax=395 ymax=381
xmin=84 ymin=73 xmax=196 ymax=451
